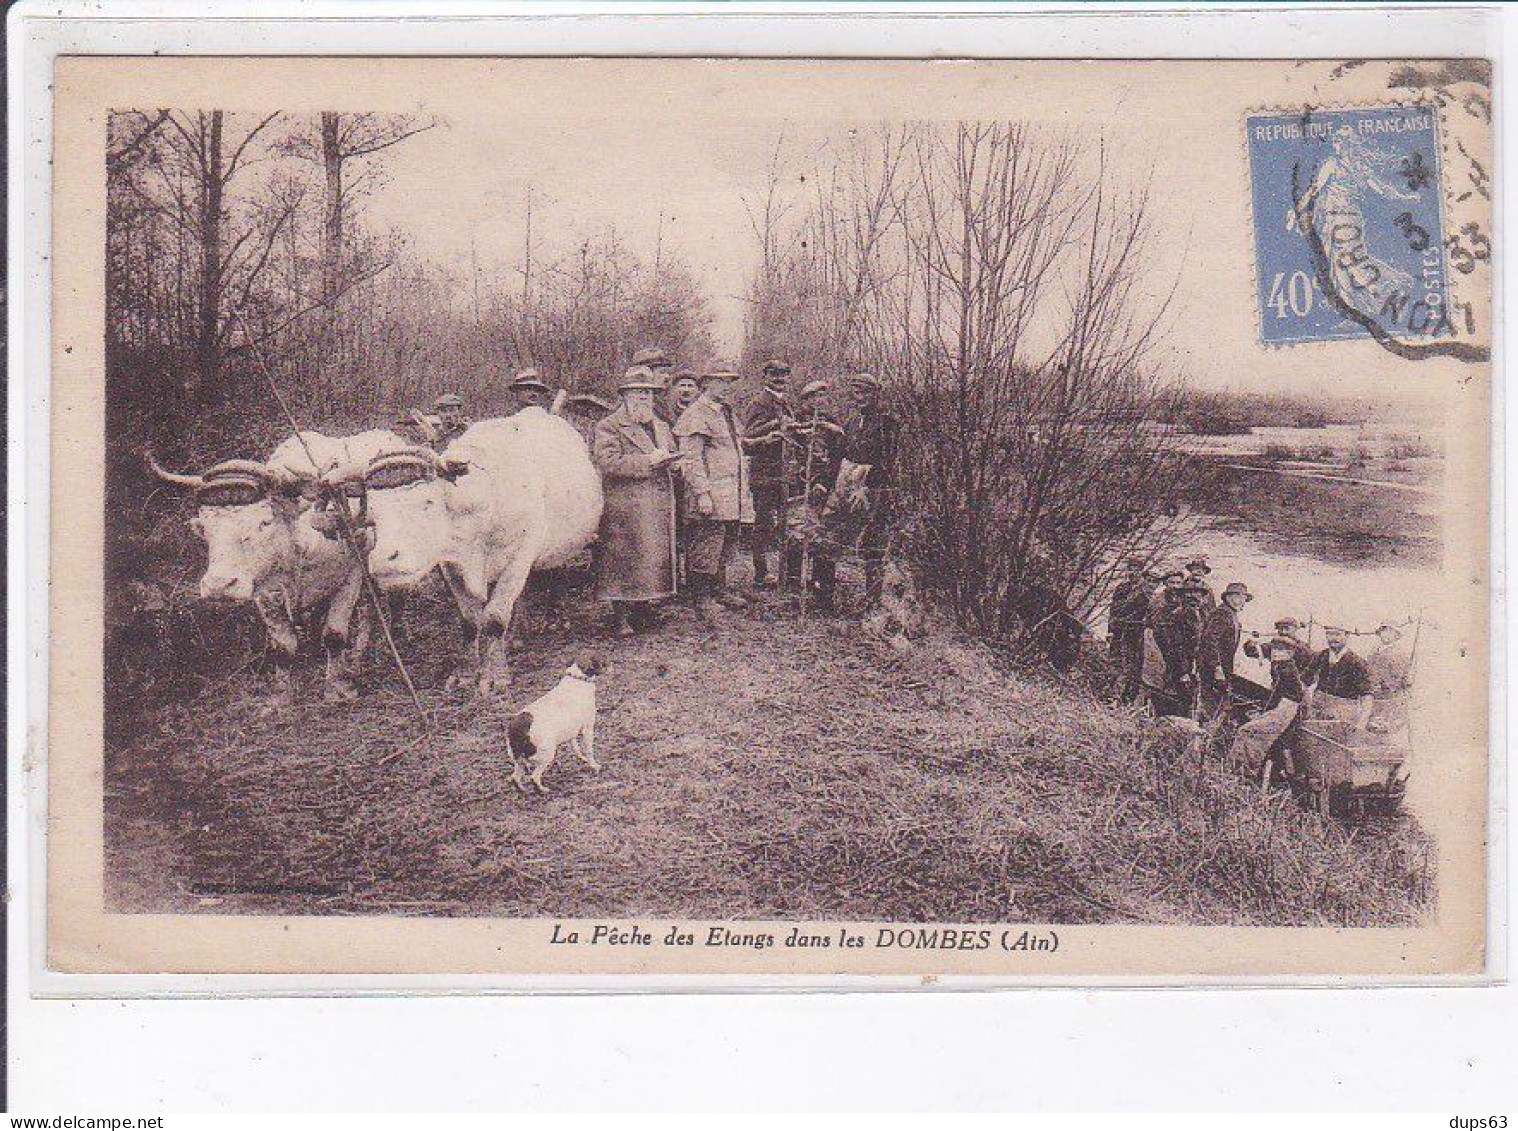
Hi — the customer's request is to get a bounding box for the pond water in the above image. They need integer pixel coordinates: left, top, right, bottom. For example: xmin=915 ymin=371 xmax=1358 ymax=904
xmin=1184 ymin=422 xmax=1439 ymax=461
xmin=1169 ymin=520 xmax=1433 ymax=687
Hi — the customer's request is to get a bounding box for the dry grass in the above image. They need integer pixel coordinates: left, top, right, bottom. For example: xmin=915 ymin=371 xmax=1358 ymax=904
xmin=105 ymin=581 xmax=1435 ymax=926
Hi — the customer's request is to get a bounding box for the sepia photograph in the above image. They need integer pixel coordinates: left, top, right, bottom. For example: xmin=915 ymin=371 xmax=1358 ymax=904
xmin=45 ymin=55 xmax=1493 ymax=978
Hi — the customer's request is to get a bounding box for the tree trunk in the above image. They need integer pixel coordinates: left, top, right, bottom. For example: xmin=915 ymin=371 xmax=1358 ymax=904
xmin=319 ymin=111 xmax=345 ymax=408
xmin=195 ymin=111 xmax=224 ymax=402
xmin=320 ymin=111 xmax=344 ymax=304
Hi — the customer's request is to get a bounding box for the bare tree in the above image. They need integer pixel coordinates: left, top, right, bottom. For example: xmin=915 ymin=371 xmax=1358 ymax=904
xmin=744 ymin=122 xmax=1194 ymax=658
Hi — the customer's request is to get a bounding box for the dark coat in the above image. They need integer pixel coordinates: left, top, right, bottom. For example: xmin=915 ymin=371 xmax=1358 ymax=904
xmin=742 ymin=392 xmax=791 ymax=486
xmin=1198 ymin=603 xmax=1242 ymax=680
xmin=1154 ymin=601 xmax=1203 ymax=686
xmin=787 ymin=409 xmax=846 ymax=500
xmin=1304 ymin=647 xmax=1374 ymax=699
xmin=1263 ymin=640 xmax=1310 ymax=708
xmin=593 ymin=407 xmax=679 ymax=602
xmin=844 ymin=408 xmax=900 ymax=488
xmin=1109 ymin=576 xmax=1152 ymax=637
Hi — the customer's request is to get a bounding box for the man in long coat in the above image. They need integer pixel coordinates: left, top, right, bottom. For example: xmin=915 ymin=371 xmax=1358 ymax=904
xmin=593 ymin=366 xmax=683 ymax=636
xmin=675 ymin=362 xmax=754 ymax=621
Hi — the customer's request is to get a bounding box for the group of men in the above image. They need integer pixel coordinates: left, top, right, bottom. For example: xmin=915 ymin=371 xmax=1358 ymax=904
xmin=1108 ymin=553 xmax=1413 ymax=780
xmin=1107 ymin=555 xmax=1247 ymax=717
xmin=414 ymin=348 xmax=900 ymax=639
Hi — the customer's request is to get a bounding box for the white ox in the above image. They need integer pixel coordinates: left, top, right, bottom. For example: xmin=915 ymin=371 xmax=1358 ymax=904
xmin=342 ymin=408 xmax=603 ymax=695
xmin=149 ymin=428 xmax=406 ymax=700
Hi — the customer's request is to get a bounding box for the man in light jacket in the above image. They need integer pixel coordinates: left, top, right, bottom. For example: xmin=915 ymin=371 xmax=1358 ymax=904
xmin=674 ymin=362 xmax=755 ymax=621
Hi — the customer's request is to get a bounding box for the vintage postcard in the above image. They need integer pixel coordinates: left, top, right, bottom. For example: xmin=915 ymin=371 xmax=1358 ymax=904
xmin=46 ymin=56 xmax=1494 ymax=980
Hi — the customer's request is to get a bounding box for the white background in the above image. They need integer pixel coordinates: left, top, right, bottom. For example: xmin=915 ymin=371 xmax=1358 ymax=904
xmin=8 ymin=2 xmax=1515 ymax=1112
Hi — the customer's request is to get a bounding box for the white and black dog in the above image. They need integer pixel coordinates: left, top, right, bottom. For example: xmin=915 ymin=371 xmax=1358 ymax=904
xmin=506 ymin=652 xmax=603 ymax=792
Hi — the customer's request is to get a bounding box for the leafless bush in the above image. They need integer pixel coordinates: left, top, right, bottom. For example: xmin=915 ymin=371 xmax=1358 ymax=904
xmin=743 ymin=124 xmax=1195 ymax=645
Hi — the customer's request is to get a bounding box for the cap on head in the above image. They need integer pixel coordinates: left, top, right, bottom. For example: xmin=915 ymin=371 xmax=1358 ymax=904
xmin=1185 ymin=557 xmax=1212 ymax=574
xmin=700 ymin=362 xmax=740 ymax=384
xmin=797 ymin=380 xmax=830 ymax=401
xmin=1274 ymin=616 xmax=1301 ymax=632
xmin=509 ymin=368 xmax=550 ymax=394
xmin=434 ymin=393 xmax=463 ymax=410
xmin=1222 ymin=581 xmax=1253 ymax=601
xmin=632 ymin=347 xmax=670 ymax=369
xmin=619 ymin=365 xmax=665 ymax=393
xmin=1376 ymin=623 xmax=1404 ymax=641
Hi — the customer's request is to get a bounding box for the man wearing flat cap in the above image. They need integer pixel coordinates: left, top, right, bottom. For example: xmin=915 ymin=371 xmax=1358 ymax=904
xmin=742 ymin=359 xmax=793 ymax=589
xmin=667 ymin=369 xmax=701 ymax=421
xmin=508 ymin=368 xmax=554 ymax=415
xmin=842 ymin=371 xmax=901 ymax=607
xmin=674 ymin=363 xmax=754 ymax=621
xmin=1198 ymin=580 xmax=1251 ymax=718
xmin=1108 ymin=557 xmax=1153 ymax=705
xmin=593 ymin=365 xmax=683 ymax=636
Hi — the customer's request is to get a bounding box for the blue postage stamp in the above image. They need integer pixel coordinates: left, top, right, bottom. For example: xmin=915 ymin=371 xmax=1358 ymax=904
xmin=1246 ymin=105 xmax=1449 ymax=346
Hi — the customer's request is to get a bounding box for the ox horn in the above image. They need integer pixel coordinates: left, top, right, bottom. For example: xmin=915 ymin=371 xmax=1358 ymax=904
xmin=263 ymin=464 xmax=309 ymax=496
xmin=144 ymin=448 xmax=204 ymax=490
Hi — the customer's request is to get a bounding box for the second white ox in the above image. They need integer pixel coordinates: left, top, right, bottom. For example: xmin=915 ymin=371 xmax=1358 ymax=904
xmin=344 ymin=408 xmax=604 ymax=694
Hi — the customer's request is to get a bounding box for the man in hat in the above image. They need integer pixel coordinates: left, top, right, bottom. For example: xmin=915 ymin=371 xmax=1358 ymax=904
xmin=1245 ymin=617 xmax=1312 ymax=709
xmin=508 ymin=368 xmax=554 ymax=414
xmin=1108 ymin=557 xmax=1153 ymax=705
xmin=411 ymin=391 xmax=470 ymax=449
xmin=1184 ymin=557 xmax=1217 ymax=611
xmin=842 ymin=371 xmax=901 ymax=607
xmin=784 ymin=378 xmax=848 ymax=611
xmin=674 ymin=362 xmax=754 ymax=622
xmin=1198 ymin=581 xmax=1251 ymax=719
xmin=593 ymin=365 xmax=684 ymax=636
xmin=742 ymin=359 xmax=794 ymax=589
xmin=1156 ymin=579 xmax=1209 ymax=717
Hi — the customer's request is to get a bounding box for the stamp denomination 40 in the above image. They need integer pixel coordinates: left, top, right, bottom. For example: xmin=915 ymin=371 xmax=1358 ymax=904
xmin=1247 ymin=106 xmax=1449 ymax=347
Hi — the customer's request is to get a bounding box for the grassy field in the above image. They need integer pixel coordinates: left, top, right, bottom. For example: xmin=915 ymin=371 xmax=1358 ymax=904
xmin=105 ymin=577 xmax=1435 ymax=927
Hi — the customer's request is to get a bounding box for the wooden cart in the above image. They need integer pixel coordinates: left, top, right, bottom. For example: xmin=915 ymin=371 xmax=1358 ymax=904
xmin=1293 ymin=692 xmax=1411 ymax=818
